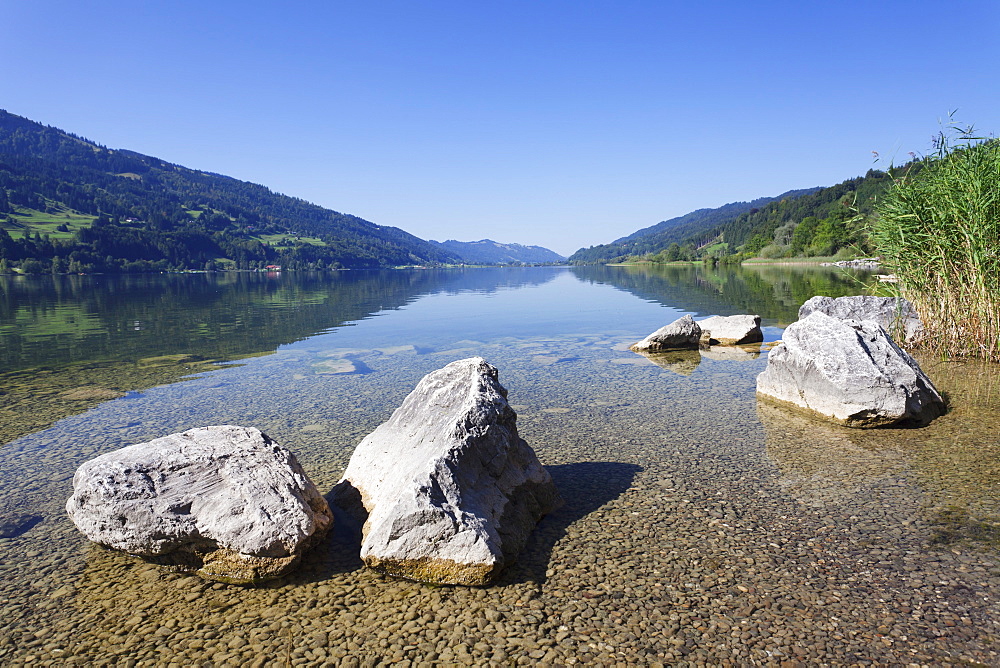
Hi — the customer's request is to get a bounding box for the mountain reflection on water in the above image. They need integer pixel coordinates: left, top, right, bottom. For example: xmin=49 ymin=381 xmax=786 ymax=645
xmin=0 ymin=265 xmax=880 ymax=445
xmin=0 ymin=268 xmax=561 ymax=372
xmin=573 ymin=263 xmax=877 ymax=327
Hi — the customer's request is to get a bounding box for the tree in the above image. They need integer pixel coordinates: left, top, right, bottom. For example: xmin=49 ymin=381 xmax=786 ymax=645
xmin=808 ymin=217 xmax=850 ymax=256
xmin=742 ymin=233 xmax=769 ymax=256
xmin=20 ymin=258 xmax=45 ymax=274
xmin=791 ymin=216 xmax=819 ymax=255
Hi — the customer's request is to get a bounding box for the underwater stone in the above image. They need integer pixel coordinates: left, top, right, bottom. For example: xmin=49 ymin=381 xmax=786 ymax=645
xmin=333 ymin=357 xmax=562 ymax=586
xmin=629 ymin=315 xmax=702 ymax=352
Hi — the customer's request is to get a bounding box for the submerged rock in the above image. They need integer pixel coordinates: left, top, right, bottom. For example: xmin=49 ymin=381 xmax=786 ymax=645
xmin=757 ymin=402 xmax=904 ymax=509
xmin=333 ymin=357 xmax=561 ymax=586
xmin=700 ymin=344 xmax=762 ymax=361
xmin=756 ymin=312 xmax=945 ymax=428
xmin=629 ymin=314 xmax=701 ymax=352
xmin=59 ymin=387 xmax=124 ymax=401
xmin=697 ymin=314 xmax=763 ymax=345
xmin=635 ymin=349 xmax=702 ymax=375
xmin=66 ymin=425 xmax=333 ymax=584
xmin=798 ymin=295 xmax=923 ymax=344
xmin=0 ymin=513 xmax=43 ymax=538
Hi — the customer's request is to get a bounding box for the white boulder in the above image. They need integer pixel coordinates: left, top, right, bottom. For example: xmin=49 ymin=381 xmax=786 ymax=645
xmin=333 ymin=357 xmax=561 ymax=586
xmin=756 ymin=312 xmax=945 ymax=428
xmin=697 ymin=314 xmax=763 ymax=345
xmin=630 ymin=314 xmax=701 ymax=352
xmin=66 ymin=425 xmax=333 ymax=584
xmin=798 ymin=295 xmax=923 ymax=344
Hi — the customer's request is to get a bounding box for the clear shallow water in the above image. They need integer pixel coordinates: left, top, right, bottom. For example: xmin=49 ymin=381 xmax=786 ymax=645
xmin=1 ymin=265 xmax=999 ymax=665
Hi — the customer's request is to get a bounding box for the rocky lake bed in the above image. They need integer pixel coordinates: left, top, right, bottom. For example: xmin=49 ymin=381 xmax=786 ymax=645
xmin=1 ymin=267 xmax=999 ymax=665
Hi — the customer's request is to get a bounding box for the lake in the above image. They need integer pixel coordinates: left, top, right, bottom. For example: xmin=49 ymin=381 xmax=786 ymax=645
xmin=1 ymin=265 xmax=998 ymax=665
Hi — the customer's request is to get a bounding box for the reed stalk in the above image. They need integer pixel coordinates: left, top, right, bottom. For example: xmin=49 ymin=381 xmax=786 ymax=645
xmin=871 ymin=128 xmax=1000 ymax=361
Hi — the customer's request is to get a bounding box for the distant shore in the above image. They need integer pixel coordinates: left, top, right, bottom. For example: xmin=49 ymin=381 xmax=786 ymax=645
xmin=606 ymin=257 xmax=870 ymax=268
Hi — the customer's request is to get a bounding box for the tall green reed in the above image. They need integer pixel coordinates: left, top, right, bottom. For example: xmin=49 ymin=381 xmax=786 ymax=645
xmin=871 ymin=125 xmax=1000 ymax=361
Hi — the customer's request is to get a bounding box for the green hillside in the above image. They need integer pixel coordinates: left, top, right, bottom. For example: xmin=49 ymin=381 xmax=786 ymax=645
xmin=0 ymin=110 xmax=460 ymax=273
xmin=570 ymin=169 xmax=904 ymax=264
xmin=568 ymin=189 xmax=818 ymax=264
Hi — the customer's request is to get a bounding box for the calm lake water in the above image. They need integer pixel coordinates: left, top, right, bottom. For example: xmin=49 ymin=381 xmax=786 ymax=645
xmin=1 ymin=265 xmax=999 ymax=665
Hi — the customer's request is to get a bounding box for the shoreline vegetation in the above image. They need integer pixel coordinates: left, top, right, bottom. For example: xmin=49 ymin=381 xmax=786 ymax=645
xmin=609 ymin=256 xmax=851 ymax=267
xmin=871 ymin=125 xmax=1000 ymax=362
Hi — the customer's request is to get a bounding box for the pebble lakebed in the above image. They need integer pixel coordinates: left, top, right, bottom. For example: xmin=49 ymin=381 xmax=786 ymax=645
xmin=1 ymin=332 xmax=998 ymax=667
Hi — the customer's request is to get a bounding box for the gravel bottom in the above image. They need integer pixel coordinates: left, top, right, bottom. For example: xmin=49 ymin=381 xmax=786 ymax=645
xmin=0 ymin=334 xmax=998 ymax=666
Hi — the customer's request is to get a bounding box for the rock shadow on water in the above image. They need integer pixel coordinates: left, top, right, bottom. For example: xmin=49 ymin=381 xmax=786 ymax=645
xmin=642 ymin=349 xmax=701 ymax=376
xmin=498 ymin=461 xmax=642 ymax=586
xmin=265 ymin=489 xmax=368 ymax=586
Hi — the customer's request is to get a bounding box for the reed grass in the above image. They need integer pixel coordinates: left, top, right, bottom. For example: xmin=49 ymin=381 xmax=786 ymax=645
xmin=871 ymin=129 xmax=1000 ymax=361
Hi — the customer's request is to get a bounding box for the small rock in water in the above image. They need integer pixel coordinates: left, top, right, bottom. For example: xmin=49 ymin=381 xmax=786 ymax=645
xmin=333 ymin=357 xmax=562 ymax=585
xmin=629 ymin=315 xmax=701 ymax=352
xmin=696 ymin=314 xmax=763 ymax=345
xmin=532 ymin=355 xmax=578 ymax=366
xmin=313 ymin=358 xmax=360 ymax=374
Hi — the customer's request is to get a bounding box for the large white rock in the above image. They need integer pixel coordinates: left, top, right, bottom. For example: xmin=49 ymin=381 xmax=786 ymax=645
xmin=66 ymin=426 xmax=333 ymax=584
xmin=798 ymin=295 xmax=923 ymax=344
xmin=333 ymin=357 xmax=561 ymax=586
xmin=697 ymin=314 xmax=763 ymax=345
xmin=756 ymin=312 xmax=945 ymax=428
xmin=629 ymin=314 xmax=702 ymax=352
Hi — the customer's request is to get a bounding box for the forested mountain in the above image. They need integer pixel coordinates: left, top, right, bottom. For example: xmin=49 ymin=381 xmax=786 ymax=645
xmin=710 ymin=170 xmax=896 ymax=259
xmin=428 ymin=239 xmax=565 ymax=264
xmin=570 ymin=169 xmax=902 ymax=264
xmin=0 ymin=110 xmax=461 ymax=272
xmin=568 ymin=188 xmax=818 ymax=263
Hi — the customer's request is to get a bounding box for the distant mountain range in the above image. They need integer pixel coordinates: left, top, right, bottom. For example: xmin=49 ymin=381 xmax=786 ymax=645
xmin=428 ymin=239 xmax=565 ymax=265
xmin=0 ymin=110 xmax=555 ymax=272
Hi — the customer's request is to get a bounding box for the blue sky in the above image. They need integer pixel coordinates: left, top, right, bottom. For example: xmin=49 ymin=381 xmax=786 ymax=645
xmin=4 ymin=1 xmax=998 ymax=256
